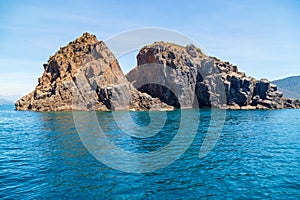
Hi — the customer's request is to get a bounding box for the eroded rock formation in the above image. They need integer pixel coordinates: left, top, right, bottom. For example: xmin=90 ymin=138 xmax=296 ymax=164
xmin=126 ymin=42 xmax=300 ymax=109
xmin=15 ymin=33 xmax=172 ymax=111
xmin=16 ymin=34 xmax=299 ymax=111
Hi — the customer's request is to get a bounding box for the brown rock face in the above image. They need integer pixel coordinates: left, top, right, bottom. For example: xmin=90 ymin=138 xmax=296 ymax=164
xmin=16 ymin=35 xmax=299 ymax=111
xmin=126 ymin=42 xmax=300 ymax=109
xmin=16 ymin=33 xmax=172 ymax=111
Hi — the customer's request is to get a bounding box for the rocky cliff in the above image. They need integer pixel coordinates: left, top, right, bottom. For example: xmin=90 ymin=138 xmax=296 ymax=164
xmin=126 ymin=42 xmax=300 ymax=109
xmin=16 ymin=33 xmax=172 ymax=111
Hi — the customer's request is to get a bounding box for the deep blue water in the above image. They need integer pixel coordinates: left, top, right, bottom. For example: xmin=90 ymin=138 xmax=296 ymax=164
xmin=0 ymin=105 xmax=300 ymax=199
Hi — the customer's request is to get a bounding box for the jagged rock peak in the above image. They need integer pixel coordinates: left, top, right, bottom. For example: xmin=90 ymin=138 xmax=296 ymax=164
xmin=15 ymin=33 xmax=172 ymax=111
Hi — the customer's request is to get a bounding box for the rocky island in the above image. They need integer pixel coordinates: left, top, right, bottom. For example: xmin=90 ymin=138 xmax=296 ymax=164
xmin=16 ymin=33 xmax=171 ymax=111
xmin=16 ymin=33 xmax=300 ymax=111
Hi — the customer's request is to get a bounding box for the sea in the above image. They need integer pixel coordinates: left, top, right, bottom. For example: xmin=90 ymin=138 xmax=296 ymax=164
xmin=0 ymin=104 xmax=299 ymax=199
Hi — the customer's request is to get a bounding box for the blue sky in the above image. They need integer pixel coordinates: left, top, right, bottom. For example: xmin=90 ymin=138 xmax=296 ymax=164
xmin=0 ymin=0 xmax=299 ymax=101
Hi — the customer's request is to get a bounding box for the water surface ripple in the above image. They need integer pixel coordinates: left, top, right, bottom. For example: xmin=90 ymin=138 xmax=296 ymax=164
xmin=0 ymin=105 xmax=299 ymax=199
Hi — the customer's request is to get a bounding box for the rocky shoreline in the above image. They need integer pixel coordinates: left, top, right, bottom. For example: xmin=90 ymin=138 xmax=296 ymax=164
xmin=16 ymin=33 xmax=300 ymax=111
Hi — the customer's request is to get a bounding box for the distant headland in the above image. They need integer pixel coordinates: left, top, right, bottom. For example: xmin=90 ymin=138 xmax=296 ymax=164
xmin=272 ymin=76 xmax=300 ymax=100
xmin=15 ymin=33 xmax=300 ymax=111
xmin=0 ymin=99 xmax=14 ymax=105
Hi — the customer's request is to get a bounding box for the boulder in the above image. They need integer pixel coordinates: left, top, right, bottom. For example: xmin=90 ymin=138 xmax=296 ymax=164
xmin=254 ymin=79 xmax=270 ymax=100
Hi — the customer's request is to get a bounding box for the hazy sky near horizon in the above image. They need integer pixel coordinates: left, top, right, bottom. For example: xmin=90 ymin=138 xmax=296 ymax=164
xmin=0 ymin=0 xmax=299 ymax=101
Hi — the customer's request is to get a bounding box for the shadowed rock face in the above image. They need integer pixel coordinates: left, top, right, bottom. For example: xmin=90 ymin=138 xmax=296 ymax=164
xmin=126 ymin=42 xmax=300 ymax=109
xmin=15 ymin=33 xmax=172 ymax=111
xmin=15 ymin=34 xmax=299 ymax=111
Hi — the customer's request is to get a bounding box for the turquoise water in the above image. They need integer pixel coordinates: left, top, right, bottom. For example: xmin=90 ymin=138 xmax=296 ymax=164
xmin=0 ymin=105 xmax=300 ymax=199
